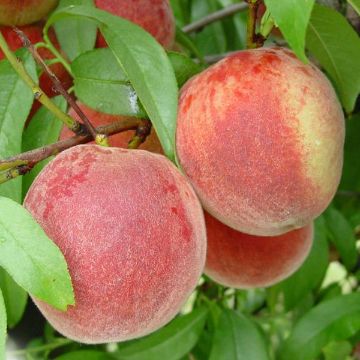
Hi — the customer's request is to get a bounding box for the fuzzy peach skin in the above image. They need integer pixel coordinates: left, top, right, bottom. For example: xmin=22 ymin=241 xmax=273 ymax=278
xmin=95 ymin=0 xmax=175 ymax=48
xmin=0 ymin=0 xmax=58 ymax=26
xmin=61 ymin=102 xmax=163 ymax=153
xmin=24 ymin=145 xmax=206 ymax=344
xmin=205 ymin=212 xmax=313 ymax=288
xmin=176 ymin=47 xmax=345 ymax=236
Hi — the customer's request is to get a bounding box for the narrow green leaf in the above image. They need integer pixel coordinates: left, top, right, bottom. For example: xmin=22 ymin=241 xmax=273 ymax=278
xmin=0 ymin=196 xmax=74 ymax=310
xmin=191 ymin=0 xmax=227 ymax=55
xmin=117 ymin=307 xmax=208 ymax=360
xmin=340 ymin=113 xmax=360 ymax=191
xmin=22 ymin=96 xmax=66 ymax=198
xmin=54 ymin=0 xmax=97 ymax=61
xmin=209 ymin=309 xmax=269 ymax=360
xmin=55 ymin=351 xmax=116 ymax=360
xmin=167 ymin=51 xmax=203 ymax=88
xmin=306 ymin=4 xmax=360 ymax=112
xmin=0 ymin=50 xmax=37 ymax=203
xmin=170 ymin=0 xmax=191 ymax=27
xmin=229 ymin=11 xmax=247 ymax=50
xmin=264 ymin=0 xmax=314 ymax=62
xmin=267 ymin=217 xmax=329 ymax=311
xmin=279 ymin=293 xmax=360 ymax=360
xmin=0 ymin=269 xmax=27 ymax=328
xmin=71 ymin=48 xmax=145 ymax=117
xmin=348 ymin=0 xmax=360 ymax=16
xmin=47 ymin=6 xmax=178 ymax=161
xmin=323 ymin=206 xmax=358 ymax=271
xmin=175 ymin=27 xmax=205 ymax=63
xmin=0 ymin=288 xmax=6 ymax=360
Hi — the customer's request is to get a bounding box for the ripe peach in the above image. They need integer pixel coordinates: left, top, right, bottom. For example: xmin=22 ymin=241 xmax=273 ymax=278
xmin=61 ymin=102 xmax=163 ymax=153
xmin=24 ymin=145 xmax=206 ymax=343
xmin=95 ymin=0 xmax=175 ymax=49
xmin=205 ymin=212 xmax=313 ymax=288
xmin=176 ymin=47 xmax=345 ymax=236
xmin=0 ymin=25 xmax=72 ymax=98
xmin=0 ymin=0 xmax=58 ymax=26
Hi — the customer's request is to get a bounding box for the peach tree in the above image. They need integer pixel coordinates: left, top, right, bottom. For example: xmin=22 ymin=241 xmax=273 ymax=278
xmin=0 ymin=0 xmax=359 ymax=359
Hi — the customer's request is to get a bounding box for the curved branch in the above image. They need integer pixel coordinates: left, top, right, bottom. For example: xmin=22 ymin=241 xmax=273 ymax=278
xmin=182 ymin=3 xmax=248 ymax=34
xmin=0 ymin=117 xmax=142 ymax=185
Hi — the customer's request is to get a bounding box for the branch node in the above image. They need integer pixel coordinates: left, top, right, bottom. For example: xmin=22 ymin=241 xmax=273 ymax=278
xmin=128 ymin=119 xmax=152 ymax=149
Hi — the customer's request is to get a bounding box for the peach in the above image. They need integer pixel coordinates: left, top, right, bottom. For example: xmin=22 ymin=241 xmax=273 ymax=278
xmin=0 ymin=0 xmax=58 ymax=26
xmin=95 ymin=0 xmax=175 ymax=49
xmin=61 ymin=102 xmax=163 ymax=153
xmin=24 ymin=145 xmax=206 ymax=344
xmin=205 ymin=212 xmax=313 ymax=288
xmin=176 ymin=47 xmax=345 ymax=236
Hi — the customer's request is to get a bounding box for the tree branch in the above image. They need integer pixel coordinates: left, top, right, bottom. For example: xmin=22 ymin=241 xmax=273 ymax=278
xmin=245 ymin=0 xmax=265 ymax=49
xmin=0 ymin=117 xmax=142 ymax=185
xmin=336 ymin=190 xmax=360 ymax=197
xmin=14 ymin=28 xmax=111 ymax=146
xmin=182 ymin=3 xmax=248 ymax=34
xmin=128 ymin=119 xmax=152 ymax=149
xmin=203 ymin=51 xmax=239 ymax=64
xmin=0 ymin=30 xmax=83 ymax=135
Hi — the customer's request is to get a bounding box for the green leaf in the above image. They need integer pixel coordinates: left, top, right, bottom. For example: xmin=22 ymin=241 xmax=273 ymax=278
xmin=209 ymin=309 xmax=269 ymax=360
xmin=267 ymin=217 xmax=329 ymax=311
xmin=347 ymin=0 xmax=360 ymax=16
xmin=339 ymin=113 xmax=360 ymax=191
xmin=323 ymin=206 xmax=358 ymax=271
xmin=317 ymin=283 xmax=342 ymax=304
xmin=170 ymin=0 xmax=191 ymax=27
xmin=264 ymin=0 xmax=314 ymax=62
xmin=0 ymin=50 xmax=37 ymax=203
xmin=236 ymin=289 xmax=267 ymax=315
xmin=22 ymin=97 xmax=66 ymax=198
xmin=306 ymin=4 xmax=360 ymax=112
xmin=0 ymin=288 xmax=6 ymax=360
xmin=55 ymin=351 xmax=116 ymax=360
xmin=71 ymin=48 xmax=145 ymax=117
xmin=0 ymin=269 xmax=27 ymax=328
xmin=191 ymin=0 xmax=227 ymax=55
xmin=24 ymin=338 xmax=46 ymax=360
xmin=0 ymin=196 xmax=74 ymax=310
xmin=175 ymin=27 xmax=205 ymax=64
xmin=54 ymin=0 xmax=97 ymax=61
xmin=116 ymin=307 xmax=208 ymax=360
xmin=323 ymin=340 xmax=352 ymax=360
xmin=233 ymin=11 xmax=248 ymax=49
xmin=47 ymin=6 xmax=178 ymax=161
xmin=279 ymin=293 xmax=360 ymax=360
xmin=167 ymin=51 xmax=203 ymax=88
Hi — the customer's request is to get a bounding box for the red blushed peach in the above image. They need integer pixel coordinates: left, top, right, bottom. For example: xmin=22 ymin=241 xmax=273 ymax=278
xmin=0 ymin=0 xmax=58 ymax=26
xmin=95 ymin=0 xmax=175 ymax=49
xmin=176 ymin=47 xmax=345 ymax=236
xmin=24 ymin=145 xmax=206 ymax=344
xmin=205 ymin=212 xmax=313 ymax=288
xmin=61 ymin=102 xmax=163 ymax=153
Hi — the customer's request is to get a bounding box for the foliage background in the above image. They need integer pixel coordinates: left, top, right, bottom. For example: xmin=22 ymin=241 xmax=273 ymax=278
xmin=0 ymin=0 xmax=359 ymax=359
